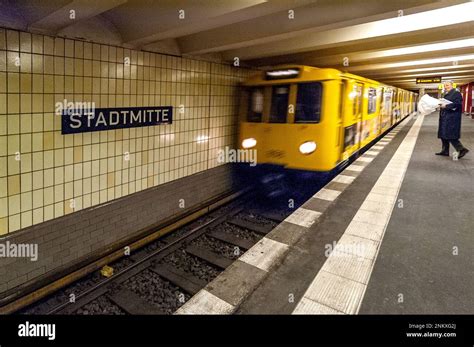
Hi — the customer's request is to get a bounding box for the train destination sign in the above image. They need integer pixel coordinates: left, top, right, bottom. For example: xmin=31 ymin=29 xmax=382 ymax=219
xmin=265 ymin=68 xmax=300 ymax=80
xmin=416 ymin=76 xmax=442 ymax=84
xmin=61 ymin=106 xmax=173 ymax=134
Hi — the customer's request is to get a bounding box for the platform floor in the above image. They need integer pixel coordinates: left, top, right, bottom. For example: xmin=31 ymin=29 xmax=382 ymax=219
xmin=177 ymin=113 xmax=474 ymax=315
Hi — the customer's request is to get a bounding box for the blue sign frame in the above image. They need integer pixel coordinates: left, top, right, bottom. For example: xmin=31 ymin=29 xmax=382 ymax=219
xmin=61 ymin=106 xmax=173 ymax=134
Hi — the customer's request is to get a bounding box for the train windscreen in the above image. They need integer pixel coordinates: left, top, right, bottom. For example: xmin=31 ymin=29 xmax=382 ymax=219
xmin=247 ymin=88 xmax=264 ymax=122
xmin=269 ymin=85 xmax=289 ymax=123
xmin=295 ymin=82 xmax=322 ymax=123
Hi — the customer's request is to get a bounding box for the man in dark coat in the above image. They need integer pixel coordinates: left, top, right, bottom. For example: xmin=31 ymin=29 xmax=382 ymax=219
xmin=436 ymin=81 xmax=469 ymax=158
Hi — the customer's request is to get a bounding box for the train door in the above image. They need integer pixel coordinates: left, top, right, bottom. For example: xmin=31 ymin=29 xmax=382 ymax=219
xmin=388 ymin=88 xmax=394 ymax=126
xmin=404 ymin=92 xmax=409 ymax=116
xmin=391 ymin=89 xmax=398 ymax=123
xmin=360 ymin=84 xmax=377 ymax=147
xmin=381 ymin=87 xmax=393 ymax=130
xmin=354 ymin=82 xmax=363 ymax=149
xmin=376 ymin=87 xmax=383 ymax=134
xmin=340 ymin=80 xmax=362 ymax=161
xmin=337 ymin=80 xmax=346 ymax=160
xmin=402 ymin=92 xmax=406 ymax=116
xmin=397 ymin=90 xmax=402 ymax=121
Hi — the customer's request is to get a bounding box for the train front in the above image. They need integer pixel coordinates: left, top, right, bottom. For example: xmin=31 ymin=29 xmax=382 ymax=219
xmin=236 ymin=66 xmax=343 ymax=197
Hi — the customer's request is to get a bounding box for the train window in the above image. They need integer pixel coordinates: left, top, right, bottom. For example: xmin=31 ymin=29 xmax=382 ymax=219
xmin=344 ymin=124 xmax=356 ymax=150
xmin=352 ymin=84 xmax=362 ymax=116
xmin=368 ymin=87 xmax=377 ymax=114
xmin=295 ymin=82 xmax=322 ymax=123
xmin=269 ymin=85 xmax=289 ymax=123
xmin=247 ymin=88 xmax=264 ymax=122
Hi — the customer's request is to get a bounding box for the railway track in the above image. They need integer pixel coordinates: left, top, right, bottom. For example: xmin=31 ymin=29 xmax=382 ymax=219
xmin=13 ymin=121 xmax=399 ymax=316
xmin=18 ymin=192 xmax=301 ymax=315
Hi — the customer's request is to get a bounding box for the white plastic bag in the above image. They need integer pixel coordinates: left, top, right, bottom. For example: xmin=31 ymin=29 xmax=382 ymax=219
xmin=417 ymin=94 xmax=440 ymax=116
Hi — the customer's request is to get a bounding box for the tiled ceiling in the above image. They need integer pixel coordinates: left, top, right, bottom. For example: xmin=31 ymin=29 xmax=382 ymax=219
xmin=1 ymin=0 xmax=473 ymax=89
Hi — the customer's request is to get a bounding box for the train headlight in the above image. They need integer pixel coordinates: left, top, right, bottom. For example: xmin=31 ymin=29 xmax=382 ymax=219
xmin=242 ymin=138 xmax=257 ymax=149
xmin=299 ymin=141 xmax=317 ymax=154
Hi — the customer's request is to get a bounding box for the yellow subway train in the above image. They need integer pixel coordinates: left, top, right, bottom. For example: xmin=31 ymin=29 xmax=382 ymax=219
xmin=237 ymin=65 xmax=417 ymax=189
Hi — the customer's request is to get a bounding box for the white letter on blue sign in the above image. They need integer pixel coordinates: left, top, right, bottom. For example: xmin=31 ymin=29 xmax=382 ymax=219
xmin=162 ymin=109 xmax=169 ymax=122
xmin=109 ymin=111 xmax=120 ymax=125
xmin=70 ymin=114 xmax=82 ymax=128
xmin=96 ymin=112 xmax=107 ymax=126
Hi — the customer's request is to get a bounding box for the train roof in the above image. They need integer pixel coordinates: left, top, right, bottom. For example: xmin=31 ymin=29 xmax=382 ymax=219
xmin=243 ymin=65 xmax=413 ymax=93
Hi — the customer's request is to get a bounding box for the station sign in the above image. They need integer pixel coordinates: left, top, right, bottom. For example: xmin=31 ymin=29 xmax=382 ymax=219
xmin=265 ymin=68 xmax=300 ymax=80
xmin=416 ymin=76 xmax=442 ymax=84
xmin=61 ymin=106 xmax=173 ymax=134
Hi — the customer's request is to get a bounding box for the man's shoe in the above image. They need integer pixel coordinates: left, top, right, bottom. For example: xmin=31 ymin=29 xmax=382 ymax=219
xmin=435 ymin=151 xmax=449 ymax=156
xmin=458 ymin=148 xmax=469 ymax=159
